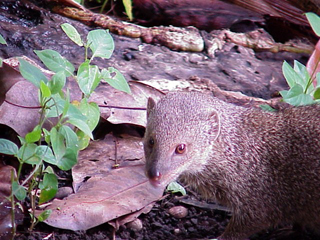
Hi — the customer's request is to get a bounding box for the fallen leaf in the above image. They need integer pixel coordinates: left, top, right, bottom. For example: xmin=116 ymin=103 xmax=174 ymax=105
xmin=0 ymin=80 xmax=42 ymax=137
xmin=90 ymin=81 xmax=164 ymax=127
xmin=0 ymin=57 xmax=164 ymax=137
xmin=0 ymin=59 xmax=24 ymax=106
xmin=43 ymin=134 xmax=165 ymax=231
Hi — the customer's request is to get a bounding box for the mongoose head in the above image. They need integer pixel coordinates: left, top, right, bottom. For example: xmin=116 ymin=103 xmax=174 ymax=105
xmin=144 ymin=92 xmax=220 ymax=187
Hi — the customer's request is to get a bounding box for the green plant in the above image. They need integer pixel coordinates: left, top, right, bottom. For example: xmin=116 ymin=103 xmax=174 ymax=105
xmin=0 ymin=34 xmax=7 ymax=66
xmin=166 ymin=181 xmax=186 ymax=196
xmin=280 ymin=12 xmax=320 ymax=106
xmin=75 ymin=0 xmax=133 ymax=20
xmin=0 ymin=23 xmax=130 ymax=235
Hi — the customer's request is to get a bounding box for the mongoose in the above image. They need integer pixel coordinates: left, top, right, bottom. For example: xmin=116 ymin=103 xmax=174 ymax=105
xmin=143 ymin=91 xmax=320 ymax=240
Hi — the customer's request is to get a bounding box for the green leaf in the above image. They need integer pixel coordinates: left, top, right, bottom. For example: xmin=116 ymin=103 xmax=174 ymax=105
xmin=39 ymin=173 xmax=58 ymax=204
xmin=45 ymin=94 xmax=66 ymax=118
xmin=49 ymin=71 xmax=66 ymax=94
xmin=123 ymin=0 xmax=133 ymax=21
xmin=0 ymin=139 xmax=19 ymax=155
xmin=34 ymin=49 xmax=75 ymax=77
xmin=77 ymin=61 xmax=101 ymax=96
xmin=101 ymin=67 xmax=131 ymax=93
xmin=293 ymin=60 xmax=311 ymax=92
xmin=79 ymin=99 xmax=100 ymax=130
xmin=259 ymin=104 xmax=277 ymax=112
xmin=50 ymin=127 xmax=65 ymax=161
xmin=37 ymin=209 xmax=52 ymax=222
xmin=18 ymin=136 xmax=26 ymax=145
xmin=87 ymin=29 xmax=114 ymax=60
xmin=59 ymin=125 xmax=79 ymax=149
xmin=314 ymin=87 xmax=320 ymax=99
xmin=25 ymin=125 xmax=42 ymax=143
xmin=35 ymin=145 xmax=56 ymax=165
xmin=0 ymin=34 xmax=7 ymax=45
xmin=18 ymin=143 xmax=41 ymax=164
xmin=12 ymin=181 xmax=26 ymax=201
xmin=280 ymin=84 xmax=314 ymax=106
xmin=40 ymin=80 xmax=51 ymax=98
xmin=59 ymin=147 xmax=78 ymax=170
xmin=44 ymin=166 xmax=55 ymax=174
xmin=66 ymin=118 xmax=93 ymax=139
xmin=43 ymin=129 xmax=51 ymax=145
xmin=316 ymin=72 xmax=320 ymax=88
xmin=282 ymin=61 xmax=306 ymax=88
xmin=64 ymin=103 xmax=87 ymax=122
xmin=61 ymin=23 xmax=83 ymax=46
xmin=166 ymin=181 xmax=186 ymax=195
xmin=19 ymin=58 xmax=48 ymax=88
xmin=306 ymin=12 xmax=320 ymax=37
xmin=76 ymin=130 xmax=90 ymax=150
xmin=48 ymin=128 xmax=78 ymax=170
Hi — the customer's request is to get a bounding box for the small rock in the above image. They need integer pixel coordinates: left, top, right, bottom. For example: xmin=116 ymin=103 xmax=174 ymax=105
xmin=55 ymin=187 xmax=73 ymax=199
xmin=126 ymin=218 xmax=143 ymax=232
xmin=190 ymin=218 xmax=198 ymax=225
xmin=168 ymin=206 xmax=188 ymax=219
xmin=173 ymin=228 xmax=181 ymax=235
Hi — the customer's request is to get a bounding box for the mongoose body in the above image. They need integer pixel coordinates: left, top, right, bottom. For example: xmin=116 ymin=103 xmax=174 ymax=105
xmin=143 ymin=92 xmax=320 ymax=240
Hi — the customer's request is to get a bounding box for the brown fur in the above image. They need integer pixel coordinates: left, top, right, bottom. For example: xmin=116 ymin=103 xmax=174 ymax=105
xmin=144 ymin=91 xmax=320 ymax=240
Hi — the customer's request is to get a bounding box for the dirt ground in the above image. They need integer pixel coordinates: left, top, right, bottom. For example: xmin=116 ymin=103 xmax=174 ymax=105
xmin=14 ymin=190 xmax=320 ymax=240
xmin=1 ymin=0 xmax=319 ymax=239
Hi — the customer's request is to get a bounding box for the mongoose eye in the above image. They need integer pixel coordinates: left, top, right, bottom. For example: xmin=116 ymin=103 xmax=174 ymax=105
xmin=148 ymin=137 xmax=155 ymax=147
xmin=175 ymin=144 xmax=186 ymax=154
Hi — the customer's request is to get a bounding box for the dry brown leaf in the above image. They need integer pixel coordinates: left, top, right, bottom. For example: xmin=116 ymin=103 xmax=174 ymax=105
xmin=90 ymin=81 xmax=164 ymax=127
xmin=43 ymin=134 xmax=165 ymax=231
xmin=0 ymin=60 xmax=25 ymax=106
xmin=0 ymin=56 xmax=164 ymax=137
xmin=0 ymin=57 xmax=57 ymax=137
xmin=108 ymin=202 xmax=154 ymax=229
xmin=73 ymin=134 xmax=145 ymax=190
xmin=0 ymin=80 xmax=42 ymax=137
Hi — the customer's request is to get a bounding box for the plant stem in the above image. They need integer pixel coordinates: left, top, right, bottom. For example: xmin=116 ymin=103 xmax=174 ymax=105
xmin=20 ymin=163 xmax=41 ymax=187
xmin=29 ymin=164 xmax=43 ymax=231
xmin=100 ymin=0 xmax=109 ymax=13
xmin=17 ymin=162 xmax=23 ymax=180
xmin=85 ymin=45 xmax=88 ymax=62
xmin=10 ymin=170 xmax=16 ymax=240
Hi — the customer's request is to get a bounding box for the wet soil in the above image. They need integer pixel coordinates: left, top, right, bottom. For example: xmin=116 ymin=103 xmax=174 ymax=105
xmin=0 ymin=0 xmax=318 ymax=239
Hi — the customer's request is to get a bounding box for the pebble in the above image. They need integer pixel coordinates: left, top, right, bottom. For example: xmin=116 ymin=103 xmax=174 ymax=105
xmin=126 ymin=218 xmax=143 ymax=231
xmin=55 ymin=187 xmax=73 ymax=199
xmin=168 ymin=206 xmax=188 ymax=219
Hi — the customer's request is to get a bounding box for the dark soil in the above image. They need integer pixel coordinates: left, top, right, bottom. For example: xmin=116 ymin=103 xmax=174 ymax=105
xmin=13 ymin=190 xmax=320 ymax=240
xmin=14 ymin=192 xmax=230 ymax=240
xmin=0 ymin=1 xmax=319 ymax=240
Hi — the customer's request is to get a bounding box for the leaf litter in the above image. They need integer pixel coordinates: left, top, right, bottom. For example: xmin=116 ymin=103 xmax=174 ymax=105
xmin=41 ymin=134 xmax=164 ymax=231
xmin=0 ymin=56 xmax=166 ymax=234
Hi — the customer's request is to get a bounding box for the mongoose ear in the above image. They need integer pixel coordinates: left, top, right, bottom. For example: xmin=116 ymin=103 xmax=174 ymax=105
xmin=147 ymin=97 xmax=156 ymax=118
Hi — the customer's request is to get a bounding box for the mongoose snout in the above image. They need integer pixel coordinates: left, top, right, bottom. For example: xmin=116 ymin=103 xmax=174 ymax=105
xmin=143 ymin=91 xmax=320 ymax=240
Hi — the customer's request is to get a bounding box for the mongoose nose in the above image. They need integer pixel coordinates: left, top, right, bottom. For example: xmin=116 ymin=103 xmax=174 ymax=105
xmin=147 ymin=170 xmax=162 ymax=187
